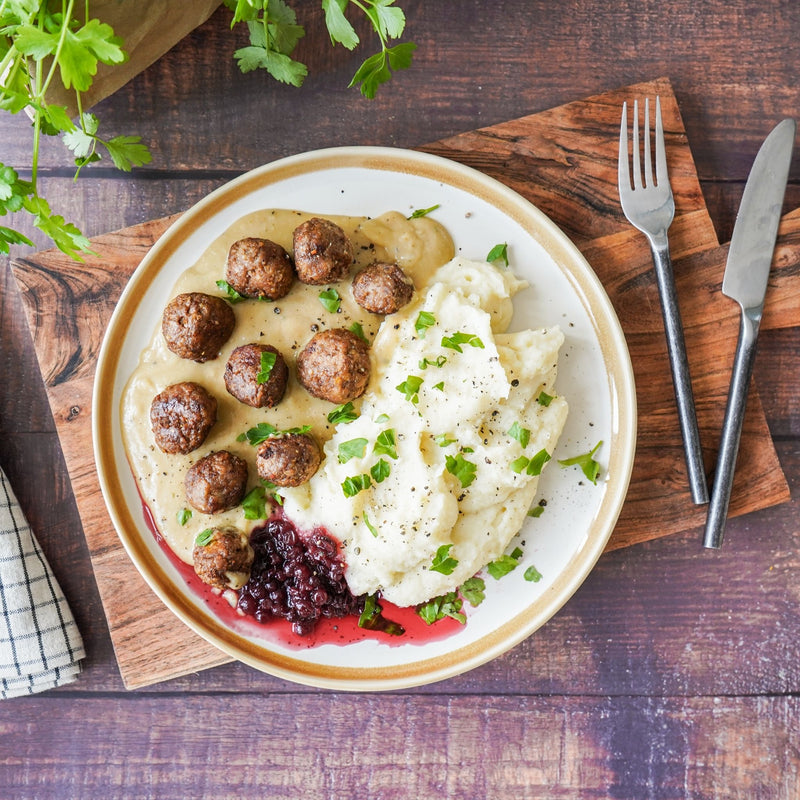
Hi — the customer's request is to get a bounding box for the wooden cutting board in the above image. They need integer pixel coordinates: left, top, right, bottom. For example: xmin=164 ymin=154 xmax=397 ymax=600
xmin=10 ymin=78 xmax=794 ymax=688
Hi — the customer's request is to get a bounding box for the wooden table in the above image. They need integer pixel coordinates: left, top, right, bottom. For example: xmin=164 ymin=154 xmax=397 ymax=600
xmin=1 ymin=3 xmax=799 ymax=797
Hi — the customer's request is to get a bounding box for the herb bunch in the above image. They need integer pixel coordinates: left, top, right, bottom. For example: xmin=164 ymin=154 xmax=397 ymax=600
xmin=1 ymin=0 xmax=414 ymax=260
xmin=0 ymin=0 xmax=152 ymax=258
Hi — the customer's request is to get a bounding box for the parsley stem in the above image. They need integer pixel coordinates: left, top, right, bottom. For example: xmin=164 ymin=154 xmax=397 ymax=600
xmin=41 ymin=0 xmax=77 ymax=100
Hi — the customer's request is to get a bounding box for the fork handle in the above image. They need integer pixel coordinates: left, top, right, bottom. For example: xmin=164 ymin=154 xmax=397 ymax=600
xmin=649 ymin=233 xmax=709 ymax=505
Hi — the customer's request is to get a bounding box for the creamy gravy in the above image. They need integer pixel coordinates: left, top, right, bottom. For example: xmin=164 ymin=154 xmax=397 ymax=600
xmin=121 ymin=210 xmax=455 ymax=563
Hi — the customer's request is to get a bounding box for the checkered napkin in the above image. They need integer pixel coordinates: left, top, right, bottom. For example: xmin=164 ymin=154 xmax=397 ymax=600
xmin=0 ymin=466 xmax=85 ymax=698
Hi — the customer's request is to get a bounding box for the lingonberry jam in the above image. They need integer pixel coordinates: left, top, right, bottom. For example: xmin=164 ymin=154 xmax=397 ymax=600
xmin=237 ymin=515 xmax=364 ymax=636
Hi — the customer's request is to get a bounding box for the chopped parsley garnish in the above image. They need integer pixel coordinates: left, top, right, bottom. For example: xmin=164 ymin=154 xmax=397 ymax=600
xmin=408 ymin=204 xmax=440 ymax=219
xmin=510 ymin=448 xmax=551 ymax=476
xmin=374 ymin=413 xmax=390 ymax=423
xmin=460 ymin=576 xmax=486 ymax=606
xmin=414 ymin=311 xmax=436 ymax=338
xmin=358 ymin=594 xmax=405 ymax=636
xmin=419 ymin=355 xmax=447 ymax=370
xmin=396 ymin=375 xmax=423 ymax=404
xmin=445 ymin=452 xmax=478 ymax=488
xmin=433 ymin=381 xmax=444 ymax=391
xmin=242 ymin=485 xmax=270 ymax=520
xmin=524 ymin=565 xmax=543 ymax=583
xmin=237 ymin=422 xmax=311 ymax=446
xmin=370 ymin=458 xmax=391 ymax=483
xmin=486 ymin=546 xmax=524 ymax=579
xmin=528 ymin=504 xmax=545 ymax=518
xmin=373 ymin=429 xmax=398 ymax=459
xmin=349 ymin=321 xmax=369 ymax=343
xmin=441 ymin=332 xmax=484 ymax=353
xmin=256 ymin=350 xmax=277 ymax=384
xmin=417 ymin=591 xmax=466 ymax=625
xmin=558 ymin=440 xmax=603 ymax=484
xmin=216 ymin=279 xmax=246 ymax=303
xmin=430 ymin=543 xmax=458 ymax=575
xmin=342 ymin=474 xmax=372 ymax=498
xmin=363 ymin=511 xmax=378 ymax=538
xmin=486 ymin=242 xmax=509 ymax=266
xmin=327 ymin=402 xmax=359 ymax=424
xmin=337 ymin=437 xmax=369 ymax=463
xmin=176 ymin=508 xmax=192 ymax=526
xmin=537 ymin=390 xmax=554 ymax=407
xmin=434 ymin=433 xmax=457 ymax=447
xmin=507 ymin=421 xmax=531 ymax=449
xmin=318 ymin=287 xmax=341 ymax=312
xmin=194 ymin=529 xmax=214 ymax=547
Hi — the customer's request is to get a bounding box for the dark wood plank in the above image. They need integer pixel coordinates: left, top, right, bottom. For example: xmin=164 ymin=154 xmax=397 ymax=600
xmin=1 ymin=694 xmax=798 ymax=799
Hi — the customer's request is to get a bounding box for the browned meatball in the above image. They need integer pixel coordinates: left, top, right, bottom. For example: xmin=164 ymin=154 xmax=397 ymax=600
xmin=185 ymin=450 xmax=248 ymax=514
xmin=224 ymin=343 xmax=288 ymax=408
xmin=352 ymin=262 xmax=414 ymax=314
xmin=292 ymin=217 xmax=353 ymax=285
xmin=256 ymin=433 xmax=321 ymax=487
xmin=192 ymin=526 xmax=254 ymax=590
xmin=225 ymin=237 xmax=294 ymax=300
xmin=150 ymin=381 xmax=218 ymax=455
xmin=296 ymin=328 xmax=371 ymax=403
xmin=162 ymin=292 xmax=236 ymax=362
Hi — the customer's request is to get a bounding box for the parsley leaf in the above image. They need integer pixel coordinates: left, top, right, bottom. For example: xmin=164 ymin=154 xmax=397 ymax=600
xmin=363 ymin=511 xmax=378 ymax=538
xmin=318 ymin=287 xmax=341 ymax=312
xmin=338 ymin=437 xmax=368 ymax=463
xmin=349 ymin=321 xmax=369 ymax=343
xmin=242 ymin=485 xmax=270 ymax=520
xmin=510 ymin=448 xmax=552 ymax=476
xmin=342 ymin=473 xmax=372 ymax=498
xmin=176 ymin=508 xmax=192 ymax=526
xmin=524 ymin=565 xmax=543 ymax=583
xmin=195 ymin=529 xmax=215 ymax=547
xmin=414 ymin=311 xmax=436 ymax=338
xmin=408 ymin=204 xmax=440 ymax=219
xmin=396 ymin=375 xmax=423 ymax=404
xmin=237 ymin=422 xmax=311 ymax=445
xmin=537 ymin=390 xmax=554 ymax=407
xmin=216 ymin=279 xmax=247 ymax=304
xmin=445 ymin=453 xmax=478 ymax=488
xmin=370 ymin=458 xmax=391 ymax=483
xmin=460 ymin=576 xmax=486 ymax=607
xmin=486 ymin=547 xmax=524 ymax=579
xmin=441 ymin=332 xmax=485 ymax=353
xmin=507 ymin=421 xmax=531 ymax=449
xmin=419 ymin=355 xmax=447 ymax=370
xmin=558 ymin=440 xmax=603 ymax=484
xmin=486 ymin=242 xmax=509 ymax=266
xmin=358 ymin=593 xmax=405 ymax=635
xmin=257 ymin=350 xmax=277 ymax=384
xmin=417 ymin=592 xmax=466 ymax=625
xmin=327 ymin=401 xmax=359 ymax=424
xmin=433 ymin=433 xmax=457 ymax=448
xmin=373 ymin=429 xmax=398 ymax=459
xmin=430 ymin=544 xmax=458 ymax=575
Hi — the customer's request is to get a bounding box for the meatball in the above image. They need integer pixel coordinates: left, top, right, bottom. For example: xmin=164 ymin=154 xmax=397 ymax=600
xmin=161 ymin=292 xmax=235 ymax=362
xmin=224 ymin=343 xmax=288 ymax=408
xmin=351 ymin=262 xmax=414 ymax=314
xmin=225 ymin=237 xmax=294 ymax=300
xmin=185 ymin=450 xmax=248 ymax=514
xmin=292 ymin=217 xmax=353 ymax=284
xmin=150 ymin=381 xmax=218 ymax=455
xmin=256 ymin=433 xmax=321 ymax=487
xmin=192 ymin=526 xmax=254 ymax=590
xmin=296 ymin=328 xmax=371 ymax=404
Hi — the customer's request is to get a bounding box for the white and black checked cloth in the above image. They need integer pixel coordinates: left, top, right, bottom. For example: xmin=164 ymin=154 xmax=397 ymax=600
xmin=0 ymin=466 xmax=85 ymax=698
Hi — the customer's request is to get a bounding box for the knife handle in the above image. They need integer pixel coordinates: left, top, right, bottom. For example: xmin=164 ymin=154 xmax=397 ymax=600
xmin=703 ymin=309 xmax=761 ymax=549
xmin=649 ymin=236 xmax=709 ymax=505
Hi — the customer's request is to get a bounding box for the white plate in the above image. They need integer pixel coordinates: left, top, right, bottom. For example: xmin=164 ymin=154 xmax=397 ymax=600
xmin=93 ymin=146 xmax=636 ymax=690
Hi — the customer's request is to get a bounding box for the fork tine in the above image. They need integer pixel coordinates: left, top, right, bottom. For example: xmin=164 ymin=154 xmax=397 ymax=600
xmin=618 ymin=101 xmax=630 ymax=192
xmin=654 ymin=95 xmax=669 ymax=187
xmin=643 ymin=98 xmax=652 ymax=188
xmin=631 ymin=99 xmax=642 ymax=189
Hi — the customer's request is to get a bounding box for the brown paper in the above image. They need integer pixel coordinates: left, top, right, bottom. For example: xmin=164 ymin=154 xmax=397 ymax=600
xmin=46 ymin=1 xmax=222 ymax=113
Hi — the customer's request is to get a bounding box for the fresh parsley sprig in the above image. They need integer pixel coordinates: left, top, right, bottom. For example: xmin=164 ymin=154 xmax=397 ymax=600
xmin=225 ymin=0 xmax=416 ymax=98
xmin=0 ymin=2 xmax=151 ymax=258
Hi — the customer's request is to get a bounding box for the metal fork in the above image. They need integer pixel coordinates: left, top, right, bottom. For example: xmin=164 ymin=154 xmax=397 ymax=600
xmin=618 ymin=97 xmax=708 ymax=504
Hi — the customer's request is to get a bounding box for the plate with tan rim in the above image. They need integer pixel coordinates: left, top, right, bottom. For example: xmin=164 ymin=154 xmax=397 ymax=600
xmin=93 ymin=146 xmax=636 ymax=691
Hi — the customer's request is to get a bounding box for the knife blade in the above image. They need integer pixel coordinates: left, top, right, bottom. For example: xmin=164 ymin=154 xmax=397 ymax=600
xmin=703 ymin=118 xmax=796 ymax=549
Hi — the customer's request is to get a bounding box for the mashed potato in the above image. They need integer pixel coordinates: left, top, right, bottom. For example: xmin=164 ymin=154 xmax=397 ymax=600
xmin=283 ymin=257 xmax=568 ymax=607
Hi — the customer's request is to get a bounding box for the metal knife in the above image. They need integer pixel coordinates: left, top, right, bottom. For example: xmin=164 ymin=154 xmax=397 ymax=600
xmin=703 ymin=118 xmax=796 ymax=549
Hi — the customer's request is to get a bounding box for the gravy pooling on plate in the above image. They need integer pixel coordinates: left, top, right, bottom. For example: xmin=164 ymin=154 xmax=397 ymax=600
xmin=121 ymin=209 xmax=455 ymax=564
